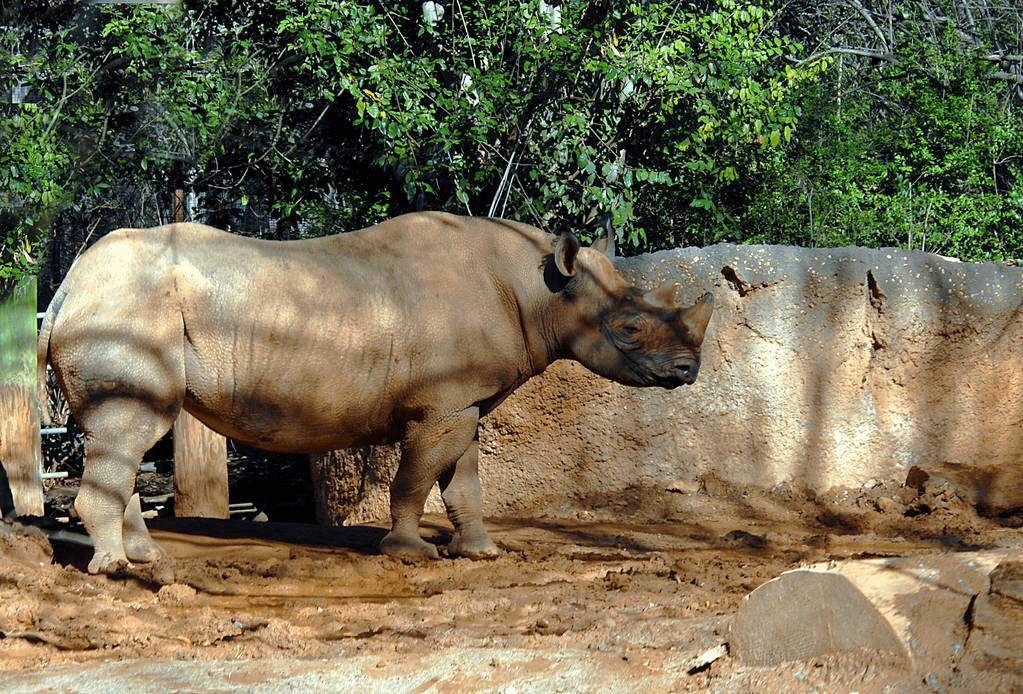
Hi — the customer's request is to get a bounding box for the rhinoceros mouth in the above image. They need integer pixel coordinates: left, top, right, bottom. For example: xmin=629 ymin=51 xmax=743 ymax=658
xmin=614 ymin=348 xmax=698 ymax=389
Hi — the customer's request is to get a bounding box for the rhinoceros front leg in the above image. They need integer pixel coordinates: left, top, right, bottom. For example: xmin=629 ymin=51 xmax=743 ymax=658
xmin=380 ymin=406 xmax=495 ymax=560
xmin=438 ymin=437 xmax=499 ymax=559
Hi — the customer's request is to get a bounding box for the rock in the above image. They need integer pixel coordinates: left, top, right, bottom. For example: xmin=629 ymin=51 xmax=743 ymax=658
xmin=729 ymin=550 xmax=1021 ymax=688
xmin=989 ymin=561 xmax=1023 ymax=603
xmin=874 ymin=496 xmax=901 ymax=514
xmin=956 ymin=561 xmax=1023 ymax=691
xmin=904 ymin=462 xmax=1023 ymax=517
xmin=904 ymin=466 xmax=930 ymax=494
xmin=683 ymin=643 xmax=727 ymax=674
xmin=721 ymin=530 xmax=767 ymax=549
xmin=928 ymin=462 xmax=1023 ymax=517
xmin=666 ymin=479 xmax=701 ymax=495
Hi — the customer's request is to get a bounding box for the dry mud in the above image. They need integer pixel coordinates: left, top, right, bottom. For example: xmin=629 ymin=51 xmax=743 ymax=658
xmin=1 ymin=472 xmax=1021 ymax=693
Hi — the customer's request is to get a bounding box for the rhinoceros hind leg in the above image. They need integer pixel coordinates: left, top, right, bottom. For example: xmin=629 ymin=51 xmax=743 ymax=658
xmin=75 ymin=401 xmax=179 ymax=574
xmin=122 ymin=492 xmax=166 ymax=563
xmin=75 ymin=458 xmax=134 ymax=574
xmin=439 ymin=440 xmax=499 ymax=559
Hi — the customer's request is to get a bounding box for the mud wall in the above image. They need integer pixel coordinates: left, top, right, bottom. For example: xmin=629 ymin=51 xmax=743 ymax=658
xmin=317 ymin=244 xmax=1023 ymax=523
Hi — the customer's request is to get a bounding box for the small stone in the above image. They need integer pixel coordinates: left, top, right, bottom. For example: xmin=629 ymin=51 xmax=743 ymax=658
xmin=989 ymin=561 xmax=1023 ymax=604
xmin=157 ymin=583 xmax=197 ymax=607
xmin=666 ymin=479 xmax=701 ymax=494
xmin=904 ymin=466 xmax=929 ymax=494
xmin=875 ymin=496 xmax=900 ymax=514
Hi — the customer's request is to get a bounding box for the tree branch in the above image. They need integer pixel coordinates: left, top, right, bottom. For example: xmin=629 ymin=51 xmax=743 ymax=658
xmin=983 ymin=54 xmax=1023 ymax=63
xmin=991 ymin=70 xmax=1023 ymax=85
xmin=845 ymin=0 xmax=888 ymax=49
xmin=795 ymin=47 xmax=899 ymax=66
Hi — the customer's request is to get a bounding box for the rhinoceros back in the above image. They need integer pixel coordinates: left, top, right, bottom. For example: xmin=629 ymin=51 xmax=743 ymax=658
xmin=46 ymin=216 xmax=552 ymax=453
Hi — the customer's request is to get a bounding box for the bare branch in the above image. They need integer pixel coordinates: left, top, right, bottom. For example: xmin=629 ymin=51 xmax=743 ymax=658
xmin=845 ymin=0 xmax=888 ymax=49
xmin=795 ymin=47 xmax=899 ymax=66
xmin=991 ymin=70 xmax=1023 ymax=85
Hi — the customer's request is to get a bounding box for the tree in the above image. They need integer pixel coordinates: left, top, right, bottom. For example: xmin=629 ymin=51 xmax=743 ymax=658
xmin=3 ymin=0 xmax=821 ymax=291
xmin=10 ymin=0 xmax=1018 ymax=286
xmin=743 ymin=0 xmax=1023 ymax=259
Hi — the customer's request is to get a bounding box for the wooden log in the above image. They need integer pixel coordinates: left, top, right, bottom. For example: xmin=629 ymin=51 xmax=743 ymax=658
xmin=0 ymin=458 xmax=15 ymax=517
xmin=172 ymin=409 xmax=229 ymax=518
xmin=0 ymin=384 xmax=43 ymax=517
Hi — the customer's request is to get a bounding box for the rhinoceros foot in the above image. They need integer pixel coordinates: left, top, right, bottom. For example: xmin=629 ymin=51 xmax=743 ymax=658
xmin=447 ymin=532 xmax=500 ymax=559
xmin=88 ymin=552 xmax=129 ymax=576
xmin=123 ymin=493 xmax=167 ymax=564
xmin=124 ymin=535 xmax=167 ymax=565
xmin=379 ymin=532 xmax=442 ymax=560
xmin=123 ymin=495 xmax=165 ymax=565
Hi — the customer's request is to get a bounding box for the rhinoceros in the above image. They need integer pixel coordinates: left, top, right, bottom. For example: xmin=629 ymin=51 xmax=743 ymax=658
xmin=37 ymin=212 xmax=713 ymax=573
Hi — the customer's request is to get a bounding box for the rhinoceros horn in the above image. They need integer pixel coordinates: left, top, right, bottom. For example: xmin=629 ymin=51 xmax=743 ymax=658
xmin=682 ymin=292 xmax=715 ymax=343
xmin=590 ymin=215 xmax=615 ymax=258
xmin=644 ymin=283 xmax=679 ymax=308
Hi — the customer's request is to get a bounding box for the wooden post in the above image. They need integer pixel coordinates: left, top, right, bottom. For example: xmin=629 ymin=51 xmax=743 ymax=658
xmin=0 ymin=276 xmax=43 ymax=517
xmin=171 ymin=188 xmax=230 ymax=518
xmin=0 ymin=385 xmax=43 ymax=517
xmin=173 ymin=411 xmax=229 ymax=518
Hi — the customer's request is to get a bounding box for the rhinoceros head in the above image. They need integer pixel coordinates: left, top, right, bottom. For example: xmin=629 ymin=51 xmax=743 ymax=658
xmin=547 ymin=230 xmax=714 ymax=390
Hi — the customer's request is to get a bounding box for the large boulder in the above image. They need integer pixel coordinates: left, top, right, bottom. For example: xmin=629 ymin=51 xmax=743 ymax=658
xmin=728 ymin=551 xmax=1023 ymax=689
xmin=313 ymin=244 xmax=1023 ymax=524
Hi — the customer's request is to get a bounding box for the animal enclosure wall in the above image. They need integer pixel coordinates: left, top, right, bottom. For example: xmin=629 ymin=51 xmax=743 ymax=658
xmin=315 ymin=244 xmax=1023 ymax=524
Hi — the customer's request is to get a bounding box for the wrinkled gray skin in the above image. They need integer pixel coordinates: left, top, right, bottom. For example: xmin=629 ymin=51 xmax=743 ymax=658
xmin=38 ymin=212 xmax=714 ymax=574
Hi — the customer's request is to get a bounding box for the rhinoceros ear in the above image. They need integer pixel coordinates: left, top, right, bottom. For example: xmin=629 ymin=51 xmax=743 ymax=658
xmin=554 ymin=232 xmax=580 ymax=277
xmin=590 ymin=215 xmax=616 ymax=258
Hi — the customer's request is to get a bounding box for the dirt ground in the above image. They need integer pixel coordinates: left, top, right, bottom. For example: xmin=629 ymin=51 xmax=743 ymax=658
xmin=1 ymin=469 xmax=1021 ymax=693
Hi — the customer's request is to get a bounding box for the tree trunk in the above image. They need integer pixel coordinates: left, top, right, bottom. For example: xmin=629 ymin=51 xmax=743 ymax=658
xmin=309 ymin=444 xmax=402 ymax=526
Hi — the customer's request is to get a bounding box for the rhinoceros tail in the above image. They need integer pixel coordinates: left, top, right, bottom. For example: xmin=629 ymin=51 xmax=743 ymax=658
xmin=35 ymin=285 xmax=66 ymax=427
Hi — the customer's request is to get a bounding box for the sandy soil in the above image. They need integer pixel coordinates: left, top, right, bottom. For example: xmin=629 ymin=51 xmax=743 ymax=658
xmin=1 ymin=471 xmax=1021 ymax=692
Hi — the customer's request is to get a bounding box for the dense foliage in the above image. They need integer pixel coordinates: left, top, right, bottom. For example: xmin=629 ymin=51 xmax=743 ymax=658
xmin=750 ymin=0 xmax=1023 ymax=259
xmin=1 ymin=0 xmax=1021 ymax=290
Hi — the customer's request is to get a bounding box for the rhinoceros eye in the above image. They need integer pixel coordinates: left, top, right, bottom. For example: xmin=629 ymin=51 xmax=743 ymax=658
xmin=622 ymin=323 xmax=641 ymax=335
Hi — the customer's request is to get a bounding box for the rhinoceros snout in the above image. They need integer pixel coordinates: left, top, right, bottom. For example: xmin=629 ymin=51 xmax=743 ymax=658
xmin=670 ymin=357 xmax=700 ymax=387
